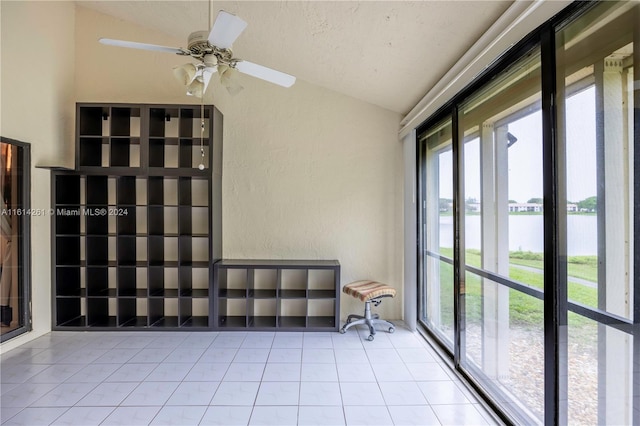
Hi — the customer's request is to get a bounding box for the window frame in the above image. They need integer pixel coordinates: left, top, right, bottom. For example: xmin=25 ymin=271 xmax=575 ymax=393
xmin=0 ymin=136 xmax=32 ymax=343
xmin=415 ymin=1 xmax=639 ymax=424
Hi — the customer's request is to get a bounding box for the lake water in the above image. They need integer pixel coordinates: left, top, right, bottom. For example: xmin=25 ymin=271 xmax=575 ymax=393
xmin=439 ymin=215 xmax=597 ymax=256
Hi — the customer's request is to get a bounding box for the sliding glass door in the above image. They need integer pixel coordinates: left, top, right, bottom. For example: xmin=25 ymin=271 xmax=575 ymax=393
xmin=417 ymin=2 xmax=638 ymax=424
xmin=557 ymin=4 xmax=636 ymax=424
xmin=458 ymin=47 xmax=546 ymax=422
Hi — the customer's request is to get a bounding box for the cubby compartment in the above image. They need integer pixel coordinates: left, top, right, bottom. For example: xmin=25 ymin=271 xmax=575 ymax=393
xmin=110 ymin=107 xmax=141 ymax=137
xmin=117 ymin=236 xmax=137 ymax=265
xmin=78 ymin=106 xmax=105 ymax=136
xmin=191 ymin=179 xmax=209 ymax=206
xmin=152 ymin=298 xmax=179 ymax=327
xmin=86 ymin=236 xmax=108 ymax=265
xmin=164 ymin=207 xmax=179 ymax=235
xmin=56 ymin=297 xmax=83 ymax=326
xmin=191 ymin=267 xmax=209 ymax=296
xmin=87 ymin=297 xmax=116 ymax=327
xmin=148 ymin=235 xmax=165 ymax=266
xmin=56 ymin=267 xmax=81 ymax=296
xmin=147 ymin=207 xmax=164 ymax=236
xmin=79 ymin=138 xmax=108 ymax=167
xmin=250 ymin=269 xmax=277 ymax=298
xmin=149 ymin=139 xmax=164 ymax=168
xmin=191 ymin=207 xmax=209 ymax=236
xmin=118 ymin=297 xmax=147 ymax=327
xmin=148 ymin=266 xmax=165 ymax=296
xmin=110 ymin=138 xmax=132 ymax=167
xmin=308 ymin=269 xmax=337 ymax=299
xmin=184 ymin=298 xmax=209 ymax=327
xmin=147 ymin=177 xmax=164 ymax=205
xmin=116 ymin=176 xmax=137 ymax=205
xmin=279 ymin=299 xmax=307 ymax=328
xmin=55 ymin=175 xmax=81 ymax=205
xmin=164 ymin=144 xmax=180 ymax=168
xmin=249 ymin=299 xmax=277 ymax=328
xmin=217 ymin=268 xmax=247 ymax=298
xmin=307 ymin=299 xmax=336 ymax=328
xmin=86 ymin=267 xmax=109 ymax=297
xmin=56 ymin=212 xmax=81 ymax=235
xmin=218 ymin=298 xmax=247 ymax=328
xmin=280 ymin=269 xmax=307 ymax=298
xmin=117 ymin=211 xmax=136 ymax=236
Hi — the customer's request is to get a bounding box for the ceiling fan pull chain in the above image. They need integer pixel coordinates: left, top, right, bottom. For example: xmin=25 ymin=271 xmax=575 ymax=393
xmin=198 ymin=99 xmax=206 ymax=171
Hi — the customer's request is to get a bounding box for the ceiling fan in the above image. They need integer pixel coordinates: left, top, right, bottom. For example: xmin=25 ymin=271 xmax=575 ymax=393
xmin=99 ymin=10 xmax=296 ymax=98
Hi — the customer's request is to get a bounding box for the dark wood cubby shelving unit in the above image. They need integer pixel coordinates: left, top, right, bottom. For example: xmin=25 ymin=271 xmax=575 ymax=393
xmin=52 ymin=103 xmax=222 ymax=330
xmin=213 ymin=260 xmax=340 ymax=331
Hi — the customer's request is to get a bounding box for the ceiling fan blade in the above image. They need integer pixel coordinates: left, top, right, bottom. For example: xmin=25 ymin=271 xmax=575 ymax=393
xmin=234 ymin=60 xmax=296 ymax=88
xmin=202 ymin=67 xmax=217 ymax=94
xmin=207 ymin=11 xmax=247 ymax=49
xmin=99 ymin=38 xmax=184 ymax=54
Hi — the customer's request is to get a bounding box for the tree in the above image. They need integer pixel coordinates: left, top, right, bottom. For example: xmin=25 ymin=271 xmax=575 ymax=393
xmin=527 ymin=197 xmax=543 ymax=204
xmin=577 ymin=196 xmax=597 ymax=212
xmin=465 ymin=197 xmax=479 ymax=213
xmin=439 ymin=198 xmax=451 ymax=212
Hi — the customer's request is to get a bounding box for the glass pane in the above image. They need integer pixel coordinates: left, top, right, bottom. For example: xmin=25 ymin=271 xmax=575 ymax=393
xmin=459 ymin=47 xmax=543 ymax=424
xmin=0 ymin=142 xmax=25 ymax=338
xmin=460 ymin=47 xmax=543 ymax=284
xmin=557 ymin=1 xmax=636 ymax=319
xmin=463 ymin=272 xmax=545 ymax=423
xmin=566 ymin=312 xmax=633 ymax=425
xmin=419 ymin=118 xmax=454 ymax=347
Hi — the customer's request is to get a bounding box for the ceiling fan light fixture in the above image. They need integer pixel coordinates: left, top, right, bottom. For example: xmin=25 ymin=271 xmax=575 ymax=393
xmin=203 ymin=54 xmax=217 ymax=68
xmin=173 ymin=63 xmax=197 ymax=85
xmin=219 ymin=67 xmax=243 ymax=96
xmin=186 ymin=77 xmax=204 ymax=98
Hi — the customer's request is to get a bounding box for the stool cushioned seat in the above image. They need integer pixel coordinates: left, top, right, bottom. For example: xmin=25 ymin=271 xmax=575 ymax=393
xmin=343 ymin=280 xmax=397 ymax=302
xmin=340 ymin=280 xmax=396 ymax=341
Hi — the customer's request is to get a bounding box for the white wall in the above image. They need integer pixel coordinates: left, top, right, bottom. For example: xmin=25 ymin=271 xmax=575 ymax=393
xmin=75 ymin=7 xmax=405 ymax=321
xmin=0 ymin=1 xmax=76 ymax=351
xmin=403 ymin=130 xmax=417 ymax=331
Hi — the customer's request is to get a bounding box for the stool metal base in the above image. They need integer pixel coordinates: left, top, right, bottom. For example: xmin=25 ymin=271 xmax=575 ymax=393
xmin=339 ymin=299 xmax=395 ymax=341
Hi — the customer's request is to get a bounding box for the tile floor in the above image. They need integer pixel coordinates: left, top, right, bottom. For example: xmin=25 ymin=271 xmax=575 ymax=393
xmin=0 ymin=324 xmax=498 ymax=425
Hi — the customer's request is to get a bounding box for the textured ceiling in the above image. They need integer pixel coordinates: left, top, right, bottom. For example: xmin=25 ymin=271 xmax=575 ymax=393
xmin=78 ymin=1 xmax=513 ymax=114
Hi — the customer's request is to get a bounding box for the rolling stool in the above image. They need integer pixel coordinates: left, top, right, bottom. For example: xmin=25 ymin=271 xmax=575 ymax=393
xmin=339 ymin=280 xmax=396 ymax=341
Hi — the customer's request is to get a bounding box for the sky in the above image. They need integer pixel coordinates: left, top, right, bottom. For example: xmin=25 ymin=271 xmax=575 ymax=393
xmin=437 ymin=86 xmax=597 ymax=204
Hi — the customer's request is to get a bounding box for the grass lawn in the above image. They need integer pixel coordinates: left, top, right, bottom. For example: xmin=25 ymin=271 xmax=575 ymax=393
xmin=431 ymin=248 xmax=597 ymax=329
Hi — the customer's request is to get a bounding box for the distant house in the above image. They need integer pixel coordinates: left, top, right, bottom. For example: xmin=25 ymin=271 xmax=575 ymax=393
xmin=467 ymin=202 xmax=481 ymax=213
xmin=509 ymin=203 xmax=543 ymax=212
xmin=508 ymin=202 xmax=580 ymax=212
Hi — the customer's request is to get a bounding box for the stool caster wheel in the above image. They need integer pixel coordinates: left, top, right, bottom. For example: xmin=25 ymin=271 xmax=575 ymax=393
xmin=388 ymin=327 xmax=395 ymax=334
xmin=367 ymin=334 xmax=374 ymax=341
xmin=339 ymin=328 xmax=346 ymax=334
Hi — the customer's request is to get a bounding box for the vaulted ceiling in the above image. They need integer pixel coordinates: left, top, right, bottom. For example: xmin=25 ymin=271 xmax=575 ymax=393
xmin=78 ymin=1 xmax=513 ymax=115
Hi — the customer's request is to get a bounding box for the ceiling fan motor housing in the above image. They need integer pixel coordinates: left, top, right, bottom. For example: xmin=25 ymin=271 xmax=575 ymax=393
xmin=187 ymin=30 xmax=212 ymax=55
